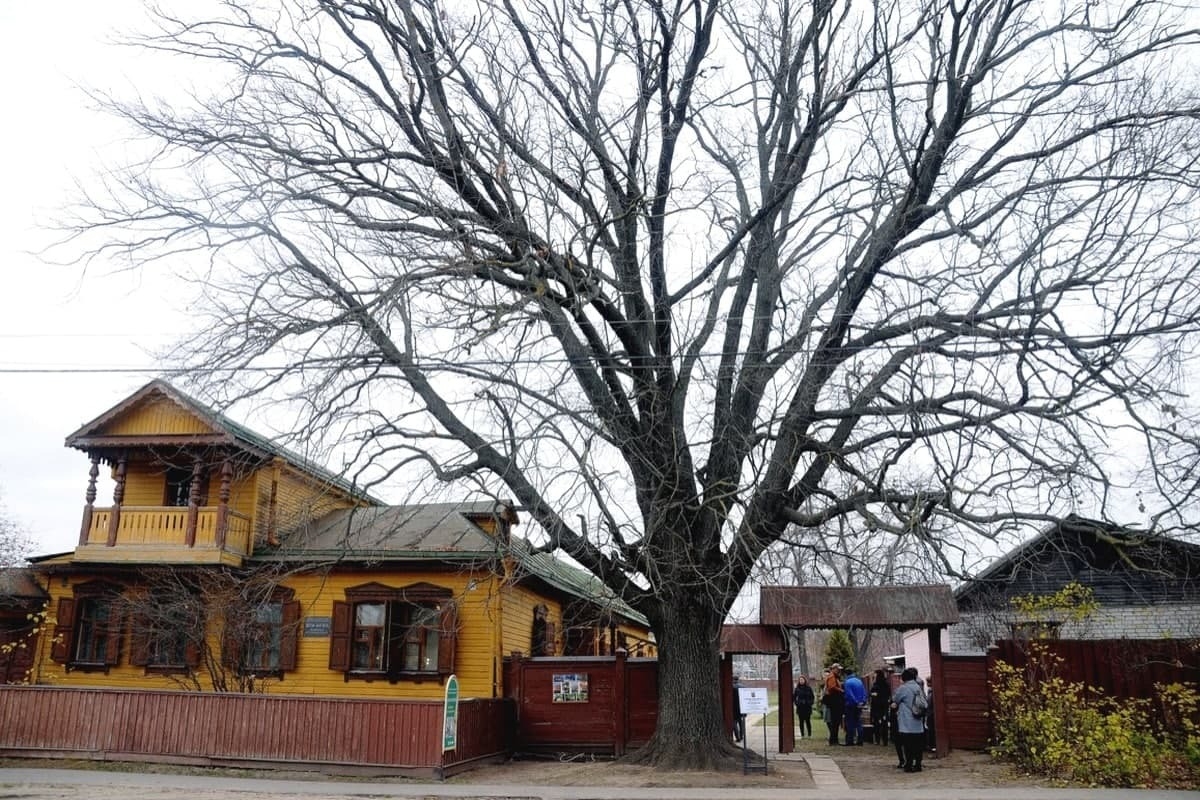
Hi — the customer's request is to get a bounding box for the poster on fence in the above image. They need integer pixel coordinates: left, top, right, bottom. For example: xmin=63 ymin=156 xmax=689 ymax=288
xmin=551 ymin=672 xmax=589 ymax=702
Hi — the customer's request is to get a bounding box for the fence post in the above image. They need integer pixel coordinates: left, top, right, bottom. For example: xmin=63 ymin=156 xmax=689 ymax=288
xmin=614 ymin=648 xmax=627 ymax=757
xmin=928 ymin=624 xmax=950 ymax=756
xmin=778 ymin=652 xmax=794 ymax=754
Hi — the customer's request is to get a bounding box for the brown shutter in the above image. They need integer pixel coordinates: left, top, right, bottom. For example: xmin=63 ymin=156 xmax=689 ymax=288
xmin=279 ymin=600 xmax=300 ymax=671
xmin=544 ymin=621 xmax=557 ymax=656
xmin=328 ymin=601 xmax=351 ymax=671
xmin=184 ymin=634 xmax=201 ymax=668
xmin=130 ymin=615 xmax=150 ymax=666
xmin=220 ymin=618 xmax=242 ymax=671
xmin=103 ymin=606 xmax=123 ymax=666
xmin=50 ymin=598 xmax=76 ymax=664
xmin=437 ymin=600 xmax=458 ymax=675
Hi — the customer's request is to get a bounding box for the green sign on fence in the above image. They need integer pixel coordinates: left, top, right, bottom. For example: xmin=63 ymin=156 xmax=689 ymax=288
xmin=442 ymin=674 xmax=459 ymax=752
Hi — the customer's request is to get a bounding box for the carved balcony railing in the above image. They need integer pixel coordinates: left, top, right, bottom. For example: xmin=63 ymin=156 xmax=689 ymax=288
xmin=75 ymin=507 xmax=252 ymax=565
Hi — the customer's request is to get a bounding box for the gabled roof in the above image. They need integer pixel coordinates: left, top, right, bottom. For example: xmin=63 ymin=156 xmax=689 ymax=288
xmin=65 ymin=380 xmax=378 ymax=503
xmin=261 ymin=502 xmax=508 ymax=560
xmin=759 ymin=585 xmax=959 ymax=629
xmin=955 ymin=515 xmax=1200 ymax=608
xmin=256 ymin=502 xmax=649 ymax=627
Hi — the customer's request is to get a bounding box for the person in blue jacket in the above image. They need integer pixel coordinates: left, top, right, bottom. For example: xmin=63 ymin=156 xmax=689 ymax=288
xmin=841 ymin=667 xmax=867 ymax=745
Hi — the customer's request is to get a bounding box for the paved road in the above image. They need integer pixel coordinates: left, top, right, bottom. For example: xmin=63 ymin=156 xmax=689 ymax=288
xmin=1 ymin=767 xmax=1198 ymax=800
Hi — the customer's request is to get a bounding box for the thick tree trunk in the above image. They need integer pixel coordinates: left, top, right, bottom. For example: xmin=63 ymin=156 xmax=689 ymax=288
xmin=624 ymin=598 xmax=741 ymax=769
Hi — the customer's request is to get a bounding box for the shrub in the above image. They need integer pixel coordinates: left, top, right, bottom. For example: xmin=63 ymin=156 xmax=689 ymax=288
xmin=990 ymin=645 xmax=1198 ymax=788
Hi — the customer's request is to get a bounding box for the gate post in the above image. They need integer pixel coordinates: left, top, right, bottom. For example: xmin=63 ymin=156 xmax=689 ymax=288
xmin=778 ymin=652 xmax=794 ymax=754
xmin=720 ymin=653 xmax=734 ymax=740
xmin=928 ymin=625 xmax=950 ymax=756
xmin=613 ymin=648 xmax=628 ymax=756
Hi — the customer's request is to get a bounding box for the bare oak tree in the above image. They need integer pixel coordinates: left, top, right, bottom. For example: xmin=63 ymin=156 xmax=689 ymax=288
xmin=73 ymin=0 xmax=1200 ymax=766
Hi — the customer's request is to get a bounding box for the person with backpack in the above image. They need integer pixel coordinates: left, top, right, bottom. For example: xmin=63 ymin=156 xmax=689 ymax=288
xmin=890 ymin=667 xmax=928 ymax=772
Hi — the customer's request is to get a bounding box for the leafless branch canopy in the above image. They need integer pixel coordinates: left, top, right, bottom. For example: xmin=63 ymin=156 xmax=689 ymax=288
xmin=74 ymin=0 xmax=1200 ymax=629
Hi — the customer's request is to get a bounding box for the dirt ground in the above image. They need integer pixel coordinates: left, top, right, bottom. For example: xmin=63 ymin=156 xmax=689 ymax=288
xmin=0 ymin=744 xmax=1044 ymax=797
xmin=448 ymin=742 xmax=1044 ymax=791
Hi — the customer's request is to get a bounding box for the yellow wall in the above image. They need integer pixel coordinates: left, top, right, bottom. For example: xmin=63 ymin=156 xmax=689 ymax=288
xmin=102 ymin=396 xmax=212 ymax=436
xmin=269 ymin=464 xmax=357 ymax=532
xmin=499 ymin=582 xmax=563 ymax=657
xmin=112 ymin=460 xmax=255 ymax=515
xmin=32 ymin=568 xmax=510 ymax=700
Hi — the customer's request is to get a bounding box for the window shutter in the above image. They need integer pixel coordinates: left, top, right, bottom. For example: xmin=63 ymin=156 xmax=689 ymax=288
xmin=279 ymin=600 xmax=300 ymax=671
xmin=437 ymin=600 xmax=458 ymax=675
xmin=221 ymin=619 xmax=242 ymax=671
xmin=184 ymin=634 xmax=201 ymax=668
xmin=544 ymin=621 xmax=557 ymax=656
xmin=130 ymin=615 xmax=150 ymax=666
xmin=50 ymin=598 xmax=76 ymax=664
xmin=103 ymin=607 xmax=123 ymax=666
xmin=328 ymin=601 xmax=351 ymax=671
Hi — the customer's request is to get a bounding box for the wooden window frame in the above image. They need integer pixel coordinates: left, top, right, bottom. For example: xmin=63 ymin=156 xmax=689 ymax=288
xmin=130 ymin=594 xmax=202 ymax=676
xmin=221 ymin=588 xmax=300 ymax=678
xmin=163 ymin=464 xmax=208 ymax=507
xmin=51 ymin=581 xmax=124 ymax=673
xmin=328 ymin=582 xmax=457 ymax=684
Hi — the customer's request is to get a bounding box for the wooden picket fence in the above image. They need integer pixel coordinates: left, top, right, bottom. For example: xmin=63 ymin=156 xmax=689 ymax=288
xmin=0 ymin=685 xmax=510 ymax=777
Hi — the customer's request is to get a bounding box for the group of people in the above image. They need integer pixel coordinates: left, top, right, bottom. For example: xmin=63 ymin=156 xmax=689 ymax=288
xmin=793 ymin=664 xmax=935 ymax=773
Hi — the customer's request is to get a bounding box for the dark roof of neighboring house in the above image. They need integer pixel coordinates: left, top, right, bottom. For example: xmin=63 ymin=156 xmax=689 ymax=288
xmin=955 ymin=515 xmax=1200 ymax=609
xmin=257 ymin=502 xmax=649 ymax=627
xmin=759 ymin=585 xmax=959 ymax=629
xmin=64 ymin=380 xmax=380 ymax=504
xmin=0 ymin=568 xmax=47 ymax=602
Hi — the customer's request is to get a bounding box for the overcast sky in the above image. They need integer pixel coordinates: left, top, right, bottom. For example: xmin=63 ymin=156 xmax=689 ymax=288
xmin=0 ymin=0 xmax=181 ymax=555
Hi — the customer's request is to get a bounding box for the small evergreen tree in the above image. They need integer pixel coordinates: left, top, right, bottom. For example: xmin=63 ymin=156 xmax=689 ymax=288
xmin=823 ymin=630 xmax=857 ymax=674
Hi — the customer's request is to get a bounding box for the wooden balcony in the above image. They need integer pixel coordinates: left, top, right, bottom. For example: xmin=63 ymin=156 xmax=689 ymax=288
xmin=74 ymin=506 xmax=253 ymax=566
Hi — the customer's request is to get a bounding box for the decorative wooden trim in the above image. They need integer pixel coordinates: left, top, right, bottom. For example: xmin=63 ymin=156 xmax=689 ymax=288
xmin=215 ymin=458 xmax=232 ymax=549
xmin=266 ymin=461 xmax=281 ymax=546
xmin=79 ymin=456 xmax=100 ymax=546
xmin=106 ymin=454 xmax=127 ymax=547
xmin=185 ymin=457 xmax=203 ymax=547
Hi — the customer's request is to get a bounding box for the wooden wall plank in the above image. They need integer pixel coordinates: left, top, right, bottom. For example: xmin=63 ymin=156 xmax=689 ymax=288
xmin=0 ymin=686 xmax=508 ymax=772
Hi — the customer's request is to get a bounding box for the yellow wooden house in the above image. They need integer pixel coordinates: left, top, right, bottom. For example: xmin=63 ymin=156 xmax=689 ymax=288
xmin=21 ymin=380 xmax=654 ymax=701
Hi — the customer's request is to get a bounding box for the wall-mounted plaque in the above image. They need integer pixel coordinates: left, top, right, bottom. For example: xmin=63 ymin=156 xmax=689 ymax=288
xmin=303 ymin=616 xmax=332 ymax=637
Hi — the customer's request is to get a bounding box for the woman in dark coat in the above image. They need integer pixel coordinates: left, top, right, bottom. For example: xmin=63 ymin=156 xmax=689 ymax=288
xmin=793 ymin=675 xmax=815 ymax=738
xmin=870 ymin=669 xmax=892 ymax=745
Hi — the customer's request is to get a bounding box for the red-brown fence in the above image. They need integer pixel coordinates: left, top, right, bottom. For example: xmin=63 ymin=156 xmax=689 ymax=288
xmin=0 ymin=685 xmax=510 ymax=777
xmin=504 ymin=651 xmax=657 ymax=756
xmin=941 ymin=639 xmax=1200 ymax=752
xmin=989 ymin=638 xmax=1200 ymax=700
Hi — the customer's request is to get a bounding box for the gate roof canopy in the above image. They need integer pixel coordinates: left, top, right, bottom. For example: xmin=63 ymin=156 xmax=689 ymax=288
xmin=759 ymin=585 xmax=959 ymax=630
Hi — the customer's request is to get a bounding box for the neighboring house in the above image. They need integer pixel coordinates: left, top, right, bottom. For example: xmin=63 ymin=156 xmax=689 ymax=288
xmin=904 ymin=515 xmax=1200 ymax=663
xmin=12 ymin=380 xmax=652 ymax=699
xmin=0 ymin=569 xmax=47 ymax=684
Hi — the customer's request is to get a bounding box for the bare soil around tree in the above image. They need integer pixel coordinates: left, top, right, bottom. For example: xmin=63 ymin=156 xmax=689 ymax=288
xmin=447 ymin=745 xmax=1044 ymax=791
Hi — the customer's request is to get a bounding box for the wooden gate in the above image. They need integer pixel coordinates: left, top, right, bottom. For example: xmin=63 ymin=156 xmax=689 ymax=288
xmin=504 ymin=651 xmax=656 ymax=756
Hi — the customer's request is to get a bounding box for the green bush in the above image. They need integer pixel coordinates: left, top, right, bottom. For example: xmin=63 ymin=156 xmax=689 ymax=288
xmin=990 ymin=646 xmax=1199 ymax=788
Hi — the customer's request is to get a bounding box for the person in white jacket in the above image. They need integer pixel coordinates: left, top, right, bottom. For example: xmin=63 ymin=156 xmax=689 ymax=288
xmin=890 ymin=668 xmax=926 ymax=772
